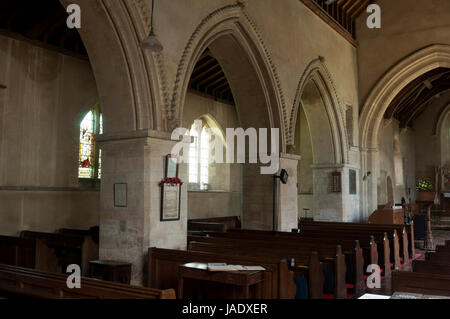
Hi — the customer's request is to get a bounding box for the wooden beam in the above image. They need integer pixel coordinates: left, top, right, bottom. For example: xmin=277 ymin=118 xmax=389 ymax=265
xmin=26 ymin=9 xmax=65 ymax=39
xmin=299 ymin=0 xmax=357 ymax=46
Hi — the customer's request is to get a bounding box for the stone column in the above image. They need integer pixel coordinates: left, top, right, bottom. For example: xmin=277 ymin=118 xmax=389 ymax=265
xmin=277 ymin=153 xmax=301 ymax=231
xmin=311 ymin=164 xmax=362 ymax=222
xmin=97 ymin=130 xmax=187 ymax=285
xmin=360 ymin=147 xmax=379 ymax=222
xmin=311 ymin=165 xmax=344 ymax=222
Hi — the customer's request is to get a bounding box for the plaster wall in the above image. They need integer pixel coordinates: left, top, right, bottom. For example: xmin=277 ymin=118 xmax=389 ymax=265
xmin=0 ymin=35 xmax=100 ymax=235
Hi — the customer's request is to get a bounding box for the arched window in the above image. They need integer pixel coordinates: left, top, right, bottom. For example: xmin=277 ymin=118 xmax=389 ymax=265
xmin=188 ymin=120 xmax=211 ymax=190
xmin=79 ymin=106 xmax=102 ymax=179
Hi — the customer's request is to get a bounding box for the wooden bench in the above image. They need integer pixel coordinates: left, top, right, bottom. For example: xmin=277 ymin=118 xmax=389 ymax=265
xmin=188 ymin=221 xmax=226 ymax=233
xmin=392 ymin=271 xmax=450 ymax=297
xmin=297 ymin=220 xmax=415 ymax=262
xmin=0 ymin=235 xmax=58 ymax=271
xmin=212 ymin=227 xmax=400 ymax=273
xmin=413 ymin=261 xmax=450 ymax=275
xmin=187 ymin=238 xmax=352 ymax=298
xmin=0 ymin=264 xmax=175 ymax=299
xmin=148 ymin=247 xmax=306 ymax=299
xmin=189 ymin=216 xmax=241 ymax=229
xmin=20 ymin=230 xmax=98 ymax=275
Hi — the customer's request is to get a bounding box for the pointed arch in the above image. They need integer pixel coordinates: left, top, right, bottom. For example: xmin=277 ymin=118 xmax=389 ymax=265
xmin=359 ymin=44 xmax=450 ymax=218
xmin=59 ymin=0 xmax=162 ymax=133
xmin=170 ymin=3 xmax=287 ymax=152
xmin=288 ymin=57 xmax=348 ymax=164
xmin=360 ymin=44 xmax=450 ymax=149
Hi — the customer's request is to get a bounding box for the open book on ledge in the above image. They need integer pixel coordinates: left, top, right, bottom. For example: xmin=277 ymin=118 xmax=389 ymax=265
xmin=207 ymin=263 xmax=266 ymax=272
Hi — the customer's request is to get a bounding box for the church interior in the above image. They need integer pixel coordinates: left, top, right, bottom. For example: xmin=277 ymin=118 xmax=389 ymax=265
xmin=0 ymin=0 xmax=450 ymax=300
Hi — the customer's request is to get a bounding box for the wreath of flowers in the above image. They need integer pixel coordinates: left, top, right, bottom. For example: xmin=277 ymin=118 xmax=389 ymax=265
xmin=415 ymin=178 xmax=433 ymax=192
xmin=158 ymin=177 xmax=183 ymax=187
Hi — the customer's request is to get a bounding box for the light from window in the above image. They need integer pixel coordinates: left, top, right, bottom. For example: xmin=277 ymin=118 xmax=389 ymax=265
xmin=188 ymin=121 xmax=210 ymax=190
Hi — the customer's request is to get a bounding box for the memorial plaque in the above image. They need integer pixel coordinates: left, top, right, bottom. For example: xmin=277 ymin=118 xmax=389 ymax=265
xmin=160 ymin=184 xmax=181 ymax=221
xmin=114 ymin=183 xmax=127 ymax=207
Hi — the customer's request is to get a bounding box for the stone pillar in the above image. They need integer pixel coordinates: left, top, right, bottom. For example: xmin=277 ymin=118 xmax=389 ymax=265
xmin=241 ymin=163 xmax=273 ymax=230
xmin=311 ymin=164 xmax=360 ymax=222
xmin=360 ymin=147 xmax=379 ymax=222
xmin=312 ymin=165 xmax=344 ymax=222
xmin=277 ymin=153 xmax=301 ymax=231
xmin=97 ymin=130 xmax=187 ymax=285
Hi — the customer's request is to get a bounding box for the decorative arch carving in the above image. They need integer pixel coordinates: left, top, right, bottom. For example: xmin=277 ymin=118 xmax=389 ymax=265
xmin=288 ymin=57 xmax=348 ymax=164
xmin=167 ymin=2 xmax=288 ymax=151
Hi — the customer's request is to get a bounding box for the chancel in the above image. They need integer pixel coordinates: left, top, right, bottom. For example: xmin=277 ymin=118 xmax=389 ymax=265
xmin=0 ymin=0 xmax=450 ymax=302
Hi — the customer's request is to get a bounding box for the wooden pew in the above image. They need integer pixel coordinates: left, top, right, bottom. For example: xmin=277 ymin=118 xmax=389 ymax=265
xmin=0 ymin=264 xmax=175 ymax=299
xmin=392 ymin=271 xmax=450 ymax=297
xmin=20 ymin=230 xmax=98 ymax=275
xmin=0 ymin=235 xmax=58 ymax=271
xmin=211 ymin=228 xmax=399 ymax=274
xmin=413 ymin=261 xmax=450 ymax=275
xmin=187 ymin=238 xmax=352 ymax=298
xmin=188 ymin=221 xmax=226 ymax=233
xmin=298 ymin=220 xmax=416 ymax=260
xmin=148 ymin=247 xmax=314 ymax=299
xmin=189 ymin=216 xmax=241 ymax=229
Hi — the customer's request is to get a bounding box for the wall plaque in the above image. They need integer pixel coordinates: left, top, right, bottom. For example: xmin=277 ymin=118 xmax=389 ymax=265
xmin=160 ymin=184 xmax=181 ymax=221
xmin=114 ymin=183 xmax=127 ymax=207
xmin=349 ymin=169 xmax=357 ymax=195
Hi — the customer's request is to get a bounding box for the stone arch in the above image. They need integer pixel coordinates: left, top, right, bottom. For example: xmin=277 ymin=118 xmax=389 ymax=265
xmin=170 ymin=2 xmax=286 ymax=152
xmin=360 ymin=44 xmax=450 ymax=150
xmin=60 ymin=0 xmax=162 ymax=134
xmin=359 ymin=44 xmax=450 ymax=218
xmin=288 ymin=57 xmax=348 ymax=164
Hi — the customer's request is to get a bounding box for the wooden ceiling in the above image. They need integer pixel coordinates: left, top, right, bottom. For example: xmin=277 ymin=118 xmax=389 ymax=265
xmin=0 ymin=0 xmax=87 ymax=57
xmin=188 ymin=50 xmax=234 ymax=104
xmin=300 ymin=0 xmax=376 ymax=45
xmin=384 ymin=68 xmax=450 ymax=128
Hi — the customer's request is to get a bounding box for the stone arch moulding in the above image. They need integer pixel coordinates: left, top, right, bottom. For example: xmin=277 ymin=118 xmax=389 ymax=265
xmin=288 ymin=57 xmax=349 ymax=164
xmin=59 ymin=0 xmax=164 ymax=134
xmin=360 ymin=44 xmax=450 ymax=150
xmin=168 ymin=2 xmax=288 ymax=152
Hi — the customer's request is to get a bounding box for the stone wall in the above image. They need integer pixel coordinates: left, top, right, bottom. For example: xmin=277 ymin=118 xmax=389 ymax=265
xmin=0 ymin=35 xmax=100 ymax=235
xmin=413 ymin=92 xmax=450 ymax=190
xmin=377 ymin=120 xmax=416 ymax=205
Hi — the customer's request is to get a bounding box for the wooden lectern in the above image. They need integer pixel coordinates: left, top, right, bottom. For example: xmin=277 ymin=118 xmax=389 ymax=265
xmin=369 ymin=202 xmax=405 ymax=225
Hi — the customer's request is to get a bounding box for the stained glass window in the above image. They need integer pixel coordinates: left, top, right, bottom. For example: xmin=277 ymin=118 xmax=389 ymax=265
xmin=78 ymin=107 xmax=102 ymax=179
